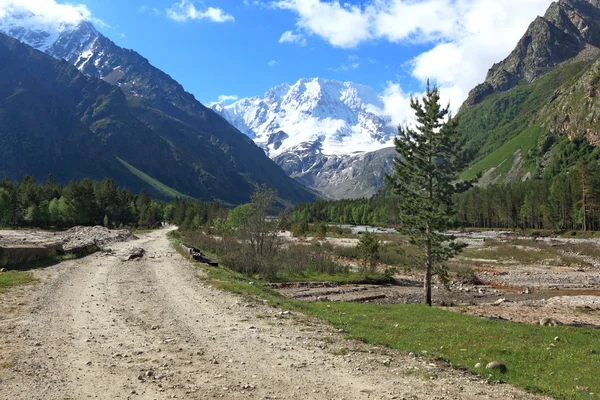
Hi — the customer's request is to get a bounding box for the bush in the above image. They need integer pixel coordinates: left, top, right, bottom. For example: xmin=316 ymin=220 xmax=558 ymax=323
xmin=182 ymin=231 xmax=348 ymax=281
xmin=291 ymin=221 xmax=309 ymax=237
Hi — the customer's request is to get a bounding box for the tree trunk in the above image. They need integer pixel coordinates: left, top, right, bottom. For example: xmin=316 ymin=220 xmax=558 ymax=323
xmin=582 ymin=166 xmax=588 ymax=232
xmin=424 ymin=235 xmax=432 ymax=306
xmin=425 ymin=166 xmax=433 ymax=307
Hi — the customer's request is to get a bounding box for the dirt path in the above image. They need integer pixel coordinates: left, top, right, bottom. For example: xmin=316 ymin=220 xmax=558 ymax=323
xmin=0 ymin=229 xmax=549 ymax=400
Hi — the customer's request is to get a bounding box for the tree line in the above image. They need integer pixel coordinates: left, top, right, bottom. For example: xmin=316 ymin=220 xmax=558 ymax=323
xmin=289 ymin=160 xmax=600 ymax=233
xmin=0 ymin=175 xmax=226 ymax=230
xmin=289 ymin=197 xmax=400 ymax=226
xmin=454 ymin=162 xmax=600 ymax=231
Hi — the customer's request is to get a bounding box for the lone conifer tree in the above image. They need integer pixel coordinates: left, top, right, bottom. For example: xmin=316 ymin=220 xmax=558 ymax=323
xmin=387 ymin=82 xmax=470 ymax=306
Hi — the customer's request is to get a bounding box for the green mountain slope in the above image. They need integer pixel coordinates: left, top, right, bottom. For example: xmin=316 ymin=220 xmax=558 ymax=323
xmin=459 ymin=60 xmax=593 ymax=183
xmin=459 ymin=0 xmax=600 ymax=184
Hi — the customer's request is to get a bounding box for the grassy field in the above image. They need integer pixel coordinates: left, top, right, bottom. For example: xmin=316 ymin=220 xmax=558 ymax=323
xmin=176 ymin=234 xmax=600 ymax=400
xmin=0 ymin=271 xmax=37 ymax=293
xmin=306 ymin=303 xmax=600 ymax=400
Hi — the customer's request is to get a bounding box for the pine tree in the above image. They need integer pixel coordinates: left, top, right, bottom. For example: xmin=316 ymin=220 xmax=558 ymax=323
xmin=356 ymin=231 xmax=380 ymax=273
xmin=387 ymin=82 xmax=470 ymax=306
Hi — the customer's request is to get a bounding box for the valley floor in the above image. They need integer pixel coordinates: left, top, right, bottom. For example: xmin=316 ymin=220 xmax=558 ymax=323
xmin=0 ymin=228 xmax=548 ymax=399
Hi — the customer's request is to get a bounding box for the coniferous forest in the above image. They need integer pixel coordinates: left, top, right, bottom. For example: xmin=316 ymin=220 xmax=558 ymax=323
xmin=0 ymin=175 xmax=226 ymax=230
xmin=291 ymin=161 xmax=600 ymax=232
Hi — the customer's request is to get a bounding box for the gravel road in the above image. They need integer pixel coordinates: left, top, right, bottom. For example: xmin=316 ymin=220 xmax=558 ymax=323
xmin=0 ymin=229 xmax=549 ymax=400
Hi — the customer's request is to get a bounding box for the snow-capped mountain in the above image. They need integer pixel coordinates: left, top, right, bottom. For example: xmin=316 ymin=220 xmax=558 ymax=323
xmin=211 ymin=78 xmax=398 ymax=198
xmin=0 ymin=5 xmax=397 ymax=199
xmin=0 ymin=5 xmax=318 ymax=205
xmin=211 ymin=78 xmax=396 ymax=157
xmin=0 ymin=10 xmax=99 ymax=67
xmin=0 ymin=9 xmax=201 ymax=111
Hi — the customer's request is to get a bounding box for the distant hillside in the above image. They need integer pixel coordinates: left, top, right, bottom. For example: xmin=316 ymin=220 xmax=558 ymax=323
xmin=0 ymin=33 xmax=317 ymax=204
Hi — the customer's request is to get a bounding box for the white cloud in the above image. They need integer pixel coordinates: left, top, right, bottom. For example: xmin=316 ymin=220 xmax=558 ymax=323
xmin=218 ymin=94 xmax=239 ymax=102
xmin=274 ymin=0 xmax=371 ymax=48
xmin=278 ymin=30 xmax=306 ymax=45
xmin=0 ymin=0 xmax=92 ymax=27
xmin=381 ymin=82 xmax=417 ymax=129
xmin=139 ymin=5 xmax=161 ymax=16
xmin=267 ymin=60 xmax=279 ymax=67
xmin=0 ymin=0 xmax=113 ymax=32
xmin=409 ymin=0 xmax=552 ymax=111
xmin=167 ymin=1 xmax=234 ymax=23
xmin=274 ymin=0 xmax=553 ymax=114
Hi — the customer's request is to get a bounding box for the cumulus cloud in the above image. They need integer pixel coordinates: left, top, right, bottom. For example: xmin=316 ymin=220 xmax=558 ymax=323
xmin=167 ymin=1 xmax=234 ymax=23
xmin=0 ymin=0 xmax=94 ymax=28
xmin=409 ymin=0 xmax=553 ymax=112
xmin=279 ymin=30 xmax=306 ymax=45
xmin=267 ymin=60 xmax=279 ymax=67
xmin=274 ymin=0 xmax=371 ymax=48
xmin=272 ymin=0 xmax=553 ymax=123
xmin=380 ymin=82 xmax=419 ymax=128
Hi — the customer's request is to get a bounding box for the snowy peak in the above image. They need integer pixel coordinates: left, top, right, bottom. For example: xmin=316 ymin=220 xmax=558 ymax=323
xmin=49 ymin=21 xmax=99 ymax=63
xmin=211 ymin=78 xmax=395 ymax=157
xmin=0 ymin=4 xmax=93 ymax=54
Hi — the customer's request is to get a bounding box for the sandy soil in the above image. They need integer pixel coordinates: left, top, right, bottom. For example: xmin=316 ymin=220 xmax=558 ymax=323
xmin=0 ymin=229 xmax=547 ymax=400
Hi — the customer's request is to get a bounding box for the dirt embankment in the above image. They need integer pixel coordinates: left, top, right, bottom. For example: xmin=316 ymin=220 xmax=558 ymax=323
xmin=0 ymin=229 xmax=546 ymax=400
xmin=0 ymin=226 xmax=135 ymax=266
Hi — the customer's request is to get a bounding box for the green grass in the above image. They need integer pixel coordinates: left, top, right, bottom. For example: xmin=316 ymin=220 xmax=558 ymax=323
xmin=172 ymin=232 xmax=600 ymax=400
xmin=116 ymin=156 xmax=192 ymax=199
xmin=461 ymin=126 xmax=542 ymax=181
xmin=458 ymin=239 xmax=592 ymax=267
xmin=274 ymin=270 xmax=394 ymax=285
xmin=303 ymin=303 xmax=600 ymax=400
xmin=0 ymin=271 xmax=37 ymax=293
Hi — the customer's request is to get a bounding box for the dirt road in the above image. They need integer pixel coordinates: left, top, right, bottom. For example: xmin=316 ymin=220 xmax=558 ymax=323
xmin=0 ymin=229 xmax=548 ymax=400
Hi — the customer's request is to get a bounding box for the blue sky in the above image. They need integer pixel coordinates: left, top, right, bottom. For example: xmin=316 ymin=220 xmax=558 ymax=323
xmin=8 ymin=0 xmax=555 ymax=123
xmin=84 ymin=0 xmax=429 ymax=104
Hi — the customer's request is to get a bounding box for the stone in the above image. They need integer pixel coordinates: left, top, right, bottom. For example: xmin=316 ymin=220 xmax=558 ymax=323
xmin=124 ymin=248 xmax=145 ymax=261
xmin=540 ymin=317 xmax=562 ymax=326
xmin=485 ymin=361 xmax=507 ymax=373
xmin=474 ymin=363 xmax=482 ymax=368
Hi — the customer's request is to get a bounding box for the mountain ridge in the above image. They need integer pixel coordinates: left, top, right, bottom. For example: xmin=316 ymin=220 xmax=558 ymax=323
xmin=211 ymin=77 xmax=398 ymax=199
xmin=459 ymin=0 xmax=600 ymax=185
xmin=465 ymin=0 xmax=600 ymax=107
xmin=0 ymin=12 xmax=317 ymax=205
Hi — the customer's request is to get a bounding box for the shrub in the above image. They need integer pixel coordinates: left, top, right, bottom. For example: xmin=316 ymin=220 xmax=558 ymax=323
xmin=291 ymin=221 xmax=309 ymax=237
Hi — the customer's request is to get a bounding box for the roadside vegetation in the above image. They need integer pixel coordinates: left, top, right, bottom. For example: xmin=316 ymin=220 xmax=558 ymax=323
xmin=174 ymin=244 xmax=600 ymax=400
xmin=170 ymin=185 xmax=394 ymax=285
